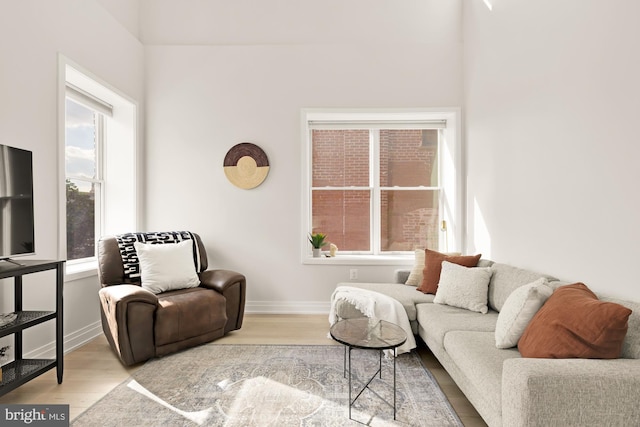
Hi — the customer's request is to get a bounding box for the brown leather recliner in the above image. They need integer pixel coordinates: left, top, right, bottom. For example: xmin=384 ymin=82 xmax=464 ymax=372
xmin=97 ymin=233 xmax=246 ymax=366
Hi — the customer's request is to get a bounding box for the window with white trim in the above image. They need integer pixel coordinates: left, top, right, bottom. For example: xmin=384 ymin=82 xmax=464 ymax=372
xmin=302 ymin=110 xmax=462 ymax=260
xmin=62 ymin=62 xmax=138 ymax=267
xmin=64 ymin=92 xmax=106 ymax=260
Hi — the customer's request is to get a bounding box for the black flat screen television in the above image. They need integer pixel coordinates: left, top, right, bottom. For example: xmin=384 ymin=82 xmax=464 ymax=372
xmin=0 ymin=144 xmax=35 ymax=260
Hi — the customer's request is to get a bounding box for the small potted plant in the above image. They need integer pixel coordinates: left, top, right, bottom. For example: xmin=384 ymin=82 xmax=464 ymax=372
xmin=308 ymin=232 xmax=328 ymax=257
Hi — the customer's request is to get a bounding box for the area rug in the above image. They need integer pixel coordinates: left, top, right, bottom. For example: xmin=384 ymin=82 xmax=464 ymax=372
xmin=72 ymin=344 xmax=463 ymax=427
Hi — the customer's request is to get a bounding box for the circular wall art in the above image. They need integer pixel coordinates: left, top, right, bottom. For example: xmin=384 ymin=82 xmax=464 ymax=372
xmin=223 ymin=142 xmax=270 ymax=189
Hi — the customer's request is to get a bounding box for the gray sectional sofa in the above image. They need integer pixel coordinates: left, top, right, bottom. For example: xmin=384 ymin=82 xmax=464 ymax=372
xmin=333 ymin=260 xmax=640 ymax=427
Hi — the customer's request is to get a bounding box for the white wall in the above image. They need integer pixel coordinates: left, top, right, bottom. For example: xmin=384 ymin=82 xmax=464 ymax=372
xmin=0 ymin=0 xmax=143 ymax=356
xmin=464 ymin=0 xmax=640 ymax=300
xmin=96 ymin=0 xmax=140 ymax=39
xmin=142 ymin=1 xmax=463 ymax=312
xmin=139 ymin=0 xmax=461 ymax=46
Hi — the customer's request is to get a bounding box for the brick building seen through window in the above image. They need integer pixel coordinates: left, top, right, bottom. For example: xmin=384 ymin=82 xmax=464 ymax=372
xmin=311 ymin=129 xmax=439 ymax=253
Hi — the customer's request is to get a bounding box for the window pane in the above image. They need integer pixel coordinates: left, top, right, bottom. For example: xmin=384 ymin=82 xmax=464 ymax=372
xmin=66 ymin=178 xmax=96 ymax=260
xmin=312 ymin=130 xmax=369 ymax=187
xmin=380 ymin=129 xmax=438 ymax=187
xmin=65 ymin=98 xmax=97 ymax=179
xmin=312 ymin=190 xmax=370 ymax=251
xmin=381 ymin=190 xmax=439 ymax=251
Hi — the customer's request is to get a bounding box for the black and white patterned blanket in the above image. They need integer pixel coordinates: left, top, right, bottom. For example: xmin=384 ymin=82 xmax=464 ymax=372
xmin=115 ymin=231 xmax=202 ymax=280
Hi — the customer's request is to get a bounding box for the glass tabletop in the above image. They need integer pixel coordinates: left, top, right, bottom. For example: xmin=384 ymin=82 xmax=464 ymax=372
xmin=330 ymin=318 xmax=407 ymax=350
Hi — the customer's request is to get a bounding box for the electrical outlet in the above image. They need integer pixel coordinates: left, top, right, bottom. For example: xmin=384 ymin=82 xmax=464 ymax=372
xmin=349 ymin=269 xmax=358 ymax=280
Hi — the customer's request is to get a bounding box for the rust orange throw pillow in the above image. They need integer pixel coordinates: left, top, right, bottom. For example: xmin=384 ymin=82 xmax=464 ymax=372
xmin=518 ymin=283 xmax=632 ymax=359
xmin=417 ymin=249 xmax=481 ymax=294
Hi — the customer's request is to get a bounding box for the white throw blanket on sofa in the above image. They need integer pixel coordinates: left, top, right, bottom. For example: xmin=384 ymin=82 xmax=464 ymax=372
xmin=329 ymin=286 xmax=416 ymax=357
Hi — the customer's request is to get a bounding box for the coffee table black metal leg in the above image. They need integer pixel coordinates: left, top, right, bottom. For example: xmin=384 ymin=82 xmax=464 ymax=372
xmin=343 ymin=346 xmax=347 ymax=378
xmin=348 ymin=346 xmax=352 ymax=419
xmin=348 ymin=349 xmax=401 ymax=421
xmin=394 ymin=347 xmax=397 ymax=420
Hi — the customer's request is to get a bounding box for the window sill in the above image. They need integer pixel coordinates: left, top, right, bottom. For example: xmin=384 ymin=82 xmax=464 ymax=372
xmin=303 ymin=254 xmax=414 ymax=266
xmin=65 ymin=260 xmax=98 ymax=282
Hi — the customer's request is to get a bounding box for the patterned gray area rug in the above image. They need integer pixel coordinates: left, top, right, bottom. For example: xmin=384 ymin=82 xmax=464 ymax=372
xmin=72 ymin=344 xmax=462 ymax=427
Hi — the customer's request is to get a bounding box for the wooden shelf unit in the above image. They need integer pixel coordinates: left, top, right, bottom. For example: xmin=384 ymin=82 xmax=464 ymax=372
xmin=0 ymin=260 xmax=64 ymax=396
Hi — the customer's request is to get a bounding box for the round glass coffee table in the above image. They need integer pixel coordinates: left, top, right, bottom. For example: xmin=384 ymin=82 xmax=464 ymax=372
xmin=329 ymin=317 xmax=407 ymax=421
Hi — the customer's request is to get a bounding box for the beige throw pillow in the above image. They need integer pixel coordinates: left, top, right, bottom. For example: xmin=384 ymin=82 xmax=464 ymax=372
xmin=494 ymin=278 xmax=553 ymax=349
xmin=405 ymin=249 xmax=425 ymax=286
xmin=433 ymin=261 xmax=492 ymax=314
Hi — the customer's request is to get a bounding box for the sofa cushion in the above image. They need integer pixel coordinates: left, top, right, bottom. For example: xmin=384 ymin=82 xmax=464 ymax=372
xmin=477 ymin=259 xmax=495 ymax=269
xmin=418 ymin=249 xmax=482 ymax=294
xmin=416 ymin=303 xmax=498 ymax=349
xmin=488 ymin=263 xmax=556 ymax=312
xmin=600 ymin=295 xmax=640 ymax=359
xmin=519 ymin=283 xmax=632 ymax=359
xmin=444 ymin=331 xmax=521 ymax=420
xmin=155 ymin=287 xmax=227 ymax=347
xmin=433 ymin=261 xmax=492 ymax=314
xmin=334 ymin=282 xmax=434 ymax=322
xmin=495 ymin=278 xmax=554 ymax=349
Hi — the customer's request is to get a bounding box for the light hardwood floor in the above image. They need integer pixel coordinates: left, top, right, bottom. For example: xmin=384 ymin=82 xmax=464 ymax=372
xmin=0 ymin=314 xmax=487 ymax=426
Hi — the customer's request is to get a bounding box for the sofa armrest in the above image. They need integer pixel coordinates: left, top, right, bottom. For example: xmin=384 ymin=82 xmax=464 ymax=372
xmin=502 ymin=357 xmax=640 ymax=427
xmin=98 ymin=285 xmax=158 ymax=366
xmin=199 ymin=269 xmax=246 ymax=333
xmin=394 ymin=269 xmax=410 ymax=284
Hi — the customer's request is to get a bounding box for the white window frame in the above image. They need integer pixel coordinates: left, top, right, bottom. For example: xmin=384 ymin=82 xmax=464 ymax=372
xmin=58 ymin=56 xmax=139 ymax=280
xmin=65 ymin=97 xmax=106 ymax=265
xmin=301 ymin=108 xmax=463 ymax=265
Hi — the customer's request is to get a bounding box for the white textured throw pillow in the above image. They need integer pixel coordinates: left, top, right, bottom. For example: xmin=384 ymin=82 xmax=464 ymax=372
xmin=134 ymin=240 xmax=200 ymax=294
xmin=494 ymin=277 xmax=553 ymax=348
xmin=433 ymin=261 xmax=492 ymax=314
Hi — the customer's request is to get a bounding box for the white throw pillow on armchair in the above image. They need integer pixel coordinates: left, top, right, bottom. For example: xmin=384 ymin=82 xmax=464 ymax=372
xmin=134 ymin=240 xmax=200 ymax=294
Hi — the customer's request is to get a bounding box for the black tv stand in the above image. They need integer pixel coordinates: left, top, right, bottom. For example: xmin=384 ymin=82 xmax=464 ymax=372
xmin=1 ymin=258 xmax=27 ymax=267
xmin=0 ymin=260 xmax=65 ymax=397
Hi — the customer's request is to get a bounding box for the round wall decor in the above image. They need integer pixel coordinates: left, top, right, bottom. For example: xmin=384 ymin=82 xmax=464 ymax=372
xmin=223 ymin=142 xmax=270 ymax=189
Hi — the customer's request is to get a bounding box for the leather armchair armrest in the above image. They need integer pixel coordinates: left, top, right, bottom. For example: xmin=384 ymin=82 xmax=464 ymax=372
xmin=99 ymin=284 xmax=158 ymax=306
xmin=199 ymin=270 xmax=246 ymax=333
xmin=199 ymin=269 xmax=244 ymax=293
xmin=99 ymin=285 xmax=159 ymax=366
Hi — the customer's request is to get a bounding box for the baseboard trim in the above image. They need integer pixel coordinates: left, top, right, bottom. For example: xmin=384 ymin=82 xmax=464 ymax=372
xmin=245 ymin=301 xmax=331 ymax=314
xmin=24 ymin=321 xmax=103 ymax=359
